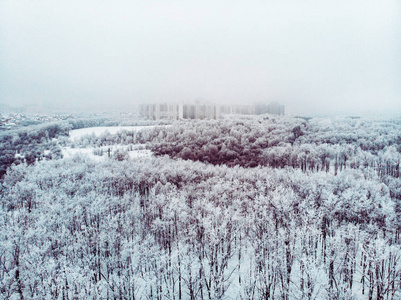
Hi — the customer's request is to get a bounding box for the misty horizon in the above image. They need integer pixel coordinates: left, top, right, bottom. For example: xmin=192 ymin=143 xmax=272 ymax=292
xmin=1 ymin=0 xmax=400 ymax=116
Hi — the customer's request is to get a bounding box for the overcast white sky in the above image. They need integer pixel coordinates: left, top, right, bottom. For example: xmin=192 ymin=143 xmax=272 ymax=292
xmin=0 ymin=0 xmax=400 ymax=115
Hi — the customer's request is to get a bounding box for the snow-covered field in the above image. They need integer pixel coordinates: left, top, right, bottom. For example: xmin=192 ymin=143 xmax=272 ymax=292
xmin=62 ymin=126 xmax=155 ymax=161
xmin=69 ymin=126 xmax=155 ymax=140
xmin=62 ymin=145 xmax=152 ymax=161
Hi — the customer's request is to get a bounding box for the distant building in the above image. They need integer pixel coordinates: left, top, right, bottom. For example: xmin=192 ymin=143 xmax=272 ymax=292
xmin=140 ymin=103 xmax=183 ymax=120
xmin=220 ymin=104 xmax=255 ymax=115
xmin=0 ymin=103 xmax=25 ymax=114
xmin=140 ymin=103 xmax=220 ymax=120
xmin=140 ymin=101 xmax=284 ymax=120
xmin=183 ymin=103 xmax=220 ymax=119
xmin=267 ymin=102 xmax=285 ymax=115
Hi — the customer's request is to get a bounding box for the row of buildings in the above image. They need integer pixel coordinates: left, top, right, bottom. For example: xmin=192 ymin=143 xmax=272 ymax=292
xmin=140 ymin=102 xmax=284 ymax=121
xmin=0 ymin=103 xmax=25 ymax=114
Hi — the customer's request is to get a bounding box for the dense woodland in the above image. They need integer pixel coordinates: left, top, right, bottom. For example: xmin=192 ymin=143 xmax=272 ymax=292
xmin=0 ymin=122 xmax=69 ymax=178
xmin=0 ymin=115 xmax=152 ymax=179
xmin=1 ymin=114 xmax=401 ymax=299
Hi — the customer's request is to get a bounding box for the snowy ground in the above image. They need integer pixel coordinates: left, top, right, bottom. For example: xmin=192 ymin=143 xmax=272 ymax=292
xmin=62 ymin=126 xmax=155 ymax=161
xmin=62 ymin=144 xmax=152 ymax=161
xmin=69 ymin=126 xmax=155 ymax=140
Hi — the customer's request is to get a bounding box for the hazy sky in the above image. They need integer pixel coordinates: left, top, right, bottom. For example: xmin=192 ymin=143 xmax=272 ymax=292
xmin=0 ymin=1 xmax=400 ymax=115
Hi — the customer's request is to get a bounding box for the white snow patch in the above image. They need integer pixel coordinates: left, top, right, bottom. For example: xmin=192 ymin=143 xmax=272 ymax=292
xmin=62 ymin=144 xmax=153 ymax=161
xmin=69 ymin=126 xmax=155 ymax=140
xmin=128 ymin=149 xmax=153 ymax=159
xmin=45 ymin=126 xmax=160 ymax=163
xmin=62 ymin=147 xmax=104 ymax=162
xmin=15 ymin=153 xmax=24 ymax=159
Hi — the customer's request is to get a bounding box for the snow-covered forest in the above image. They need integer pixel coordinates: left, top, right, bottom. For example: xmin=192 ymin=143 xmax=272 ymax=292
xmin=1 ymin=115 xmax=401 ymax=299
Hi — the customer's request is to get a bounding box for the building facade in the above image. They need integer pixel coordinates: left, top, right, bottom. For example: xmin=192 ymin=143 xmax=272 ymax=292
xmin=183 ymin=104 xmax=220 ymax=119
xmin=267 ymin=102 xmax=285 ymax=115
xmin=220 ymin=104 xmax=255 ymax=115
xmin=140 ymin=103 xmax=183 ymax=120
xmin=140 ymin=102 xmax=284 ymax=120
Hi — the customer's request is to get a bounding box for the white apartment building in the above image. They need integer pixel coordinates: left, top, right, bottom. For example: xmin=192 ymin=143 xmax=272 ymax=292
xmin=140 ymin=102 xmax=284 ymax=120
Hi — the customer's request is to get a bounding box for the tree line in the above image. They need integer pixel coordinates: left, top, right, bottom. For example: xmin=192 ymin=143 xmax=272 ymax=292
xmin=149 ymin=116 xmax=401 ymax=178
xmin=1 ymin=156 xmax=400 ymax=298
xmin=0 ymin=114 xmax=400 ymax=299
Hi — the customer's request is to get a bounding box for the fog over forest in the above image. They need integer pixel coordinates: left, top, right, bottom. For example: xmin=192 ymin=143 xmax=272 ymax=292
xmin=1 ymin=113 xmax=401 ymax=299
xmin=0 ymin=0 xmax=400 ymax=115
xmin=1 ymin=2 xmax=401 ymax=300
